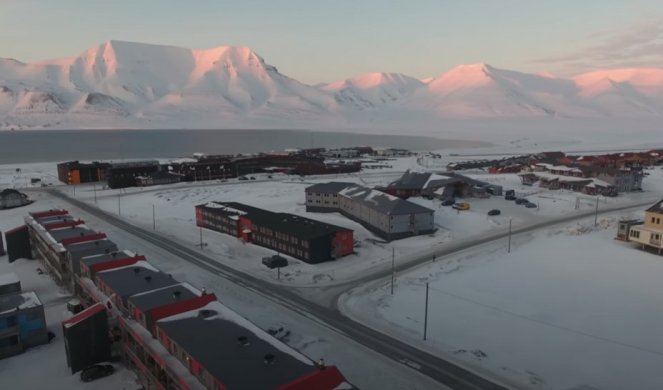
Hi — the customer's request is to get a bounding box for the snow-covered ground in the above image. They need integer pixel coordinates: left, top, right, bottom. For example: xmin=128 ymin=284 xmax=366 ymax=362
xmin=340 ymin=211 xmax=663 ymax=390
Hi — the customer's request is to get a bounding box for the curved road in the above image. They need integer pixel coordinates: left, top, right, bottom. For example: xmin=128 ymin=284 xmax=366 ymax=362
xmin=48 ymin=188 xmax=657 ymax=390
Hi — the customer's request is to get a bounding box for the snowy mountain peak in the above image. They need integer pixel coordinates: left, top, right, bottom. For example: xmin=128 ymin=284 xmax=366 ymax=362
xmin=2 ymin=41 xmax=663 ymax=129
xmin=321 ymin=72 xmax=424 ymax=109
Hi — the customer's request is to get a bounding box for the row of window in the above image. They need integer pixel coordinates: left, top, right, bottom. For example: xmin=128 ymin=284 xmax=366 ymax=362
xmin=651 ymin=216 xmax=661 ymax=224
xmin=254 ymin=235 xmax=309 ymax=259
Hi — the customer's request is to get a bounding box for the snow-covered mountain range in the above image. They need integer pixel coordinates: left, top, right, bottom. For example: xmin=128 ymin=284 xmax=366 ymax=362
xmin=2 ymin=40 xmax=663 ymax=130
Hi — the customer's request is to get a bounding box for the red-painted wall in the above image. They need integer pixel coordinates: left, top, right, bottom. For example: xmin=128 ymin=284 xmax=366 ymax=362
xmin=60 ymin=233 xmax=107 ymax=246
xmin=45 ymin=219 xmax=84 ymax=230
xmin=30 ymin=209 xmax=69 ymax=219
xmin=239 ymin=217 xmax=252 ymax=241
xmin=277 ymin=366 xmax=345 ymax=390
xmin=195 ymin=207 xmax=204 ymax=227
xmin=333 ymin=231 xmax=354 ymax=257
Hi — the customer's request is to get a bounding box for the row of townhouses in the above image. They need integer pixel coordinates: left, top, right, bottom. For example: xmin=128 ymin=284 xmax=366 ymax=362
xmin=4 ymin=209 xmax=352 ymax=390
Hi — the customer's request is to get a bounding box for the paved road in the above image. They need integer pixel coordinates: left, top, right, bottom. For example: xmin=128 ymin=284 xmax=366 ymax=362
xmin=48 ymin=189 xmax=509 ymax=390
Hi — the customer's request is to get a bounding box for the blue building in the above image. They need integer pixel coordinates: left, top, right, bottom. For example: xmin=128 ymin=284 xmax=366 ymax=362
xmin=0 ymin=290 xmax=49 ymax=359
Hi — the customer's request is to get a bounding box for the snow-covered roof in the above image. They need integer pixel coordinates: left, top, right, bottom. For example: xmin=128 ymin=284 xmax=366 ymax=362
xmin=0 ymin=291 xmax=42 ymax=315
xmin=339 ymin=185 xmax=434 ymax=215
xmin=0 ymin=272 xmax=20 ymax=286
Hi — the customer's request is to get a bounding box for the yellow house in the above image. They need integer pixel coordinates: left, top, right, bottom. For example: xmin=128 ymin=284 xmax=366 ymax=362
xmin=628 ymin=200 xmax=663 ymax=254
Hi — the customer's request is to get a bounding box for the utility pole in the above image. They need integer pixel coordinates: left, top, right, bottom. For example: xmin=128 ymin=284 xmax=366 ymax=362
xmin=117 ymin=193 xmax=121 ymax=216
xmin=423 ymin=282 xmax=429 ymax=341
xmin=508 ymin=218 xmax=512 ymax=254
xmin=93 ymin=183 xmax=97 ymax=204
xmin=152 ymin=204 xmax=156 ymax=230
xmin=391 ymin=248 xmax=395 ymax=295
xmin=594 ymin=197 xmax=599 ymax=227
xmin=199 ymin=227 xmax=203 ymax=249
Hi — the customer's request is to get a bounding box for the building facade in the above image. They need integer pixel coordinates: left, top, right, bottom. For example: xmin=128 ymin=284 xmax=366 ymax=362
xmin=306 ymin=183 xmax=436 ymax=241
xmin=626 ymin=200 xmax=663 ymax=254
xmin=195 ymin=202 xmax=354 ymax=263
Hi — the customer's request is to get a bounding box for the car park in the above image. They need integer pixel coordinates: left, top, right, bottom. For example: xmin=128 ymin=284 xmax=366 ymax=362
xmin=80 ymin=364 xmax=114 ymax=382
xmin=487 ymin=209 xmax=501 ymax=216
xmin=262 ymin=255 xmax=288 ymax=269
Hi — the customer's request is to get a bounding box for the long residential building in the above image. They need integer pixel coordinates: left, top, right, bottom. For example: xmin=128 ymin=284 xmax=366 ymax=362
xmin=195 ymin=202 xmax=354 ymax=263
xmin=6 ymin=210 xmax=353 ymax=389
xmin=305 ymin=182 xmax=436 ymax=241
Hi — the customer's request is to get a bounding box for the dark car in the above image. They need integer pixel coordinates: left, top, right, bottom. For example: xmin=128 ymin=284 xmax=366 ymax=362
xmin=524 ymin=202 xmax=537 ymax=208
xmin=262 ymin=255 xmax=288 ymax=269
xmin=441 ymin=199 xmax=455 ymax=206
xmin=515 ymin=198 xmax=528 ymax=205
xmin=487 ymin=209 xmax=501 ymax=216
xmin=249 ymin=176 xmax=256 ymax=180
xmin=238 ymin=176 xmax=248 ymax=181
xmin=80 ymin=364 xmax=114 ymax=382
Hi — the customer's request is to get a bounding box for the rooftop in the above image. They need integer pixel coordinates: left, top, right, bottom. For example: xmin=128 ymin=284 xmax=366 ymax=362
xmin=647 ymin=199 xmax=663 ymax=214
xmin=66 ymin=239 xmax=118 ymax=259
xmin=128 ymin=283 xmax=200 ymax=313
xmin=386 ymin=170 xmax=431 ymax=190
xmin=0 ymin=291 xmax=42 ymax=315
xmin=340 ymin=185 xmax=434 ymax=215
xmin=96 ymin=264 xmax=177 ymax=302
xmin=201 ymin=202 xmax=352 ymax=239
xmin=47 ymin=226 xmax=96 ymax=243
xmin=81 ymin=250 xmax=136 ymax=267
xmin=0 ymin=272 xmax=20 ymax=287
xmin=157 ymin=301 xmax=316 ymax=390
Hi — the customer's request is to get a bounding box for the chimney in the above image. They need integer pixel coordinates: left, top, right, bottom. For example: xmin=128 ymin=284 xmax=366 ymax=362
xmin=134 ymin=267 xmax=141 ymax=274
xmin=144 ymin=276 xmax=152 ymax=282
xmin=173 ymin=290 xmax=181 ymax=300
xmin=263 ymin=353 xmax=275 ymax=365
xmin=237 ymin=336 xmax=249 ymax=346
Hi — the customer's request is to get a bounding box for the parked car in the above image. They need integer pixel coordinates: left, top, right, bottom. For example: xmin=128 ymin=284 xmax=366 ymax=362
xmin=515 ymin=198 xmax=528 ymax=205
xmin=441 ymin=199 xmax=455 ymax=206
xmin=452 ymin=202 xmax=470 ymax=211
xmin=487 ymin=209 xmax=501 ymax=216
xmin=262 ymin=255 xmax=288 ymax=269
xmin=80 ymin=364 xmax=114 ymax=382
xmin=249 ymin=176 xmax=256 ymax=180
xmin=524 ymin=202 xmax=537 ymax=208
xmin=504 ymin=190 xmax=516 ymax=200
xmin=238 ymin=176 xmax=248 ymax=181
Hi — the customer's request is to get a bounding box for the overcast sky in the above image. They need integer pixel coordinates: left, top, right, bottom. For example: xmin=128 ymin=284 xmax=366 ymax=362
xmin=2 ymin=0 xmax=662 ymax=84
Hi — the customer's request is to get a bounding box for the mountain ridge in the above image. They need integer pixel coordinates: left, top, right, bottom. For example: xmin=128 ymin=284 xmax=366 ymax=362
xmin=2 ymin=40 xmax=663 ymax=129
